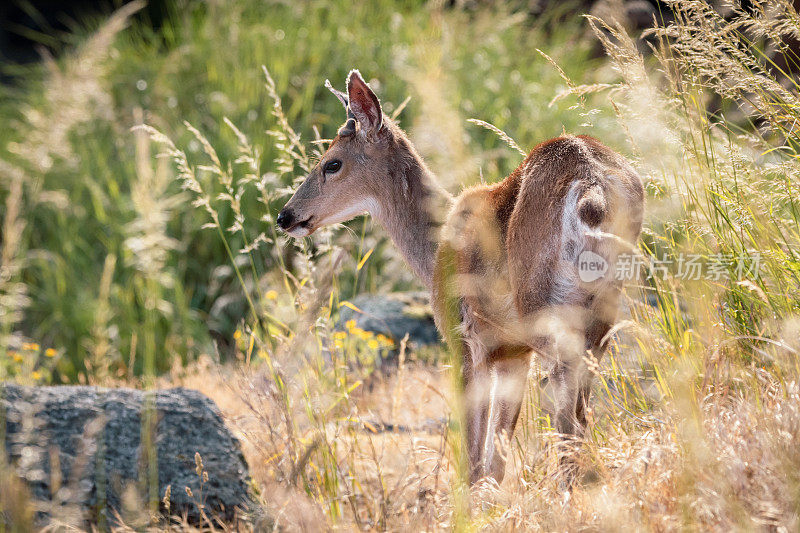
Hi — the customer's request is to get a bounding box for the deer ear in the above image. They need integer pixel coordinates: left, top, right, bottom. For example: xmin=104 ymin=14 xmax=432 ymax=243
xmin=346 ymin=69 xmax=383 ymax=135
xmin=325 ymin=79 xmax=349 ymax=110
xmin=325 ymin=79 xmax=357 ymax=136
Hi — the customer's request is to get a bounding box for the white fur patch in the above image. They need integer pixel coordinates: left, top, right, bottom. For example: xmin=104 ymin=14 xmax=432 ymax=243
xmin=544 ymin=182 xmax=586 ymax=304
xmin=317 ymin=197 xmax=381 ymax=228
xmin=287 ymin=226 xmax=311 ymax=238
xmin=561 ymin=182 xmax=588 ymax=260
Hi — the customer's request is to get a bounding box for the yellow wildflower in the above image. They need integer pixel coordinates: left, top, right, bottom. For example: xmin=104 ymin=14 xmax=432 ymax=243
xmin=22 ymin=343 xmax=40 ymax=351
xmin=345 ymin=319 xmax=357 ymax=331
xmin=333 ymin=331 xmax=347 ymax=341
xmin=376 ymin=334 xmax=394 ymax=347
xmin=45 ymin=348 xmax=58 ymax=358
xmin=32 ymin=371 xmax=42 ymax=380
xmin=367 ymin=339 xmax=379 ymax=350
xmin=233 ymin=329 xmax=242 ymax=341
xmin=11 ymin=351 xmax=22 ymax=363
xmin=334 ymin=339 xmax=344 ymax=349
xmin=352 ymin=327 xmax=371 ymax=340
xmin=265 ymin=290 xmax=278 ymax=300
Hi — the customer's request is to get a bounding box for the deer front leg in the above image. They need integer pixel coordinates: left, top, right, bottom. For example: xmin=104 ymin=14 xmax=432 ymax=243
xmin=484 ymin=352 xmax=530 ymax=483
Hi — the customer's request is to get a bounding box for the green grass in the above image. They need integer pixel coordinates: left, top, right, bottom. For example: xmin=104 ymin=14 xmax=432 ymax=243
xmin=0 ymin=0 xmax=611 ymax=382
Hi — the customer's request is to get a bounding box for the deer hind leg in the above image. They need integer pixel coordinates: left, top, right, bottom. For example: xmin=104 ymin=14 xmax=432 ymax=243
xmin=484 ymin=350 xmax=531 ymax=483
xmin=576 ymin=318 xmax=613 ymax=428
xmin=574 ymin=345 xmax=604 ymax=429
xmin=548 ymin=358 xmax=587 ymax=485
xmin=460 ymin=338 xmax=492 ymax=484
xmin=574 ymin=381 xmax=592 ymax=429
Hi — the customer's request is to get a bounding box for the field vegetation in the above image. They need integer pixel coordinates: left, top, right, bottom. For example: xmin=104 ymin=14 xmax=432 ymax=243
xmin=2 ymin=0 xmax=800 ymax=529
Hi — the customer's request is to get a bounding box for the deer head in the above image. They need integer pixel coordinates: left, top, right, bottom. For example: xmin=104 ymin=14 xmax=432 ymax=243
xmin=277 ymin=70 xmax=393 ymax=237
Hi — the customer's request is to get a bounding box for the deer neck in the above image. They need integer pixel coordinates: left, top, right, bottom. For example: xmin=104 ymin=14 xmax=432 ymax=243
xmin=371 ymin=142 xmax=452 ymax=288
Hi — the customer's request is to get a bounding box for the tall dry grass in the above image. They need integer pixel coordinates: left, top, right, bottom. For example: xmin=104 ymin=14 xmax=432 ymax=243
xmin=142 ymin=1 xmax=800 ymax=527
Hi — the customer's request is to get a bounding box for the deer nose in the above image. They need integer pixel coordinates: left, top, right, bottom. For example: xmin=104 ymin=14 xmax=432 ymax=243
xmin=276 ymin=209 xmax=294 ymax=230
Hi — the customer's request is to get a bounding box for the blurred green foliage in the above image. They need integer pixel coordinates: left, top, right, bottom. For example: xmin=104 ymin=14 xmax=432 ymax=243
xmin=0 ymin=0 xmax=614 ymax=382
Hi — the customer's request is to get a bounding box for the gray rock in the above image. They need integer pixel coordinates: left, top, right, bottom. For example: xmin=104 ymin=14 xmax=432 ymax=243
xmin=1 ymin=384 xmax=251 ymax=527
xmin=337 ymin=292 xmax=442 ymax=350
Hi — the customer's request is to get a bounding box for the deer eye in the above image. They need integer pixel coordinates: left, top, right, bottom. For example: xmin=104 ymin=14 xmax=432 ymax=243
xmin=323 ymin=160 xmax=342 ymax=174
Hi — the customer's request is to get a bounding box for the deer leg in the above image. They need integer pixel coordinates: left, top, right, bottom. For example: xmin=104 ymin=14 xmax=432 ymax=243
xmin=548 ymin=359 xmax=584 ymax=485
xmin=484 ymin=352 xmax=531 ymax=483
xmin=574 ymin=343 xmax=605 ymax=431
xmin=574 ymin=382 xmax=592 ymax=429
xmin=575 ymin=319 xmax=612 ymax=429
xmin=460 ymin=340 xmax=491 ymax=484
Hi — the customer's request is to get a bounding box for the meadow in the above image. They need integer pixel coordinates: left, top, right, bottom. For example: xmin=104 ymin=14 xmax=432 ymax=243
xmin=2 ymin=0 xmax=800 ymax=529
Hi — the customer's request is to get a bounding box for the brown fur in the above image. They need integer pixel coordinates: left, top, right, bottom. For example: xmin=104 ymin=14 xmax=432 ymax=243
xmin=280 ymin=71 xmax=644 ymax=486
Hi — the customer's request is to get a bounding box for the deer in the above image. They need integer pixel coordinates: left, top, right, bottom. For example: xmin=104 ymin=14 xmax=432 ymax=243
xmin=277 ymin=70 xmax=644 ymax=485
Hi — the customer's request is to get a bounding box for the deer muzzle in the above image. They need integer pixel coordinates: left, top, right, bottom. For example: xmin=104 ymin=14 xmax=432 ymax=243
xmin=276 ymin=207 xmax=313 ymax=237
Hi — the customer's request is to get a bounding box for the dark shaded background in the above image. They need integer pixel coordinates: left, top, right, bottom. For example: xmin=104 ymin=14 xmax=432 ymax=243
xmin=0 ymin=0 xmax=672 ymax=69
xmin=0 ymin=0 xmax=170 ymax=67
